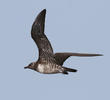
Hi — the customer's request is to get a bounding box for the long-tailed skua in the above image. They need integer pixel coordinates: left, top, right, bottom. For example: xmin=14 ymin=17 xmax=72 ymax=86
xmin=24 ymin=9 xmax=103 ymax=75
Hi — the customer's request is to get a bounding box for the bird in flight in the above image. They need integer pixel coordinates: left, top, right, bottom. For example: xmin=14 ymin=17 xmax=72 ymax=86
xmin=24 ymin=9 xmax=102 ymax=75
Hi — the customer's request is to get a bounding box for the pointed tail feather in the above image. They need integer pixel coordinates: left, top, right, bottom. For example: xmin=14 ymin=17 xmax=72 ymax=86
xmin=63 ymin=67 xmax=77 ymax=73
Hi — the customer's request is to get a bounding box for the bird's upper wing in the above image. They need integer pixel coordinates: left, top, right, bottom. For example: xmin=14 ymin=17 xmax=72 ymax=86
xmin=31 ymin=9 xmax=54 ymax=59
xmin=54 ymin=52 xmax=103 ymax=65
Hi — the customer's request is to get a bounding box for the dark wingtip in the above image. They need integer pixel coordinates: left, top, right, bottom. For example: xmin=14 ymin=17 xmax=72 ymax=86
xmin=42 ymin=9 xmax=46 ymax=13
xmin=31 ymin=9 xmax=46 ymax=35
xmin=74 ymin=69 xmax=77 ymax=72
xmin=40 ymin=9 xmax=46 ymax=15
xmin=96 ymin=54 xmax=103 ymax=56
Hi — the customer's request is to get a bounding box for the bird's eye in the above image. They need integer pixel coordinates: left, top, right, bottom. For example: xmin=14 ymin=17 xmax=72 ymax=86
xmin=29 ymin=63 xmax=32 ymax=66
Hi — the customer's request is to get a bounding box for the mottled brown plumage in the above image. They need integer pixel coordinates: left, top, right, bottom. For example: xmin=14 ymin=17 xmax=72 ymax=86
xmin=24 ymin=9 xmax=103 ymax=75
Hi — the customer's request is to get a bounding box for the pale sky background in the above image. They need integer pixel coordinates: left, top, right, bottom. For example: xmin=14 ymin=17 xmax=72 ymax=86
xmin=0 ymin=0 xmax=109 ymax=100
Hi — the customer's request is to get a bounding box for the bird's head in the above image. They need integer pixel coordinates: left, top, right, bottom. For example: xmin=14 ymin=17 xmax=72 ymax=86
xmin=24 ymin=62 xmax=36 ymax=70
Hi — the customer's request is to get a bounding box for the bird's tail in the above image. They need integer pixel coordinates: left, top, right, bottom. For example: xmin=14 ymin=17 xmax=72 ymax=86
xmin=62 ymin=67 xmax=77 ymax=74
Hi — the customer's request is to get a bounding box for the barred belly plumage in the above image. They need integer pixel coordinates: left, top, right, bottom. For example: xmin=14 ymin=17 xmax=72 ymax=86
xmin=37 ymin=63 xmax=62 ymax=74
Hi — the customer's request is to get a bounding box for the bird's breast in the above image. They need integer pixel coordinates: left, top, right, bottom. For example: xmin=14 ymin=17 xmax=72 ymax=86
xmin=37 ymin=64 xmax=45 ymax=73
xmin=37 ymin=63 xmax=61 ymax=74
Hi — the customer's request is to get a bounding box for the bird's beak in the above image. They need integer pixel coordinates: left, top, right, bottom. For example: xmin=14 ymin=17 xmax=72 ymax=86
xmin=24 ymin=66 xmax=28 ymax=69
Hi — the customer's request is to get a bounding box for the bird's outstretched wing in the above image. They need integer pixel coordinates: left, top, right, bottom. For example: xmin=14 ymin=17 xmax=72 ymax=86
xmin=31 ymin=9 xmax=54 ymax=58
xmin=54 ymin=52 xmax=103 ymax=65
